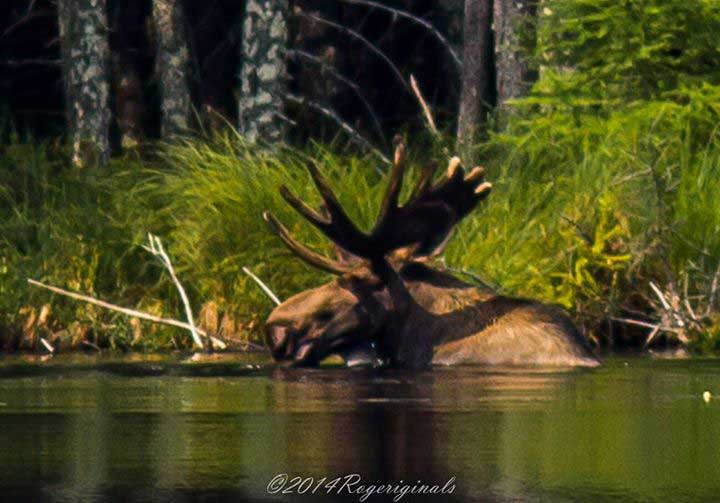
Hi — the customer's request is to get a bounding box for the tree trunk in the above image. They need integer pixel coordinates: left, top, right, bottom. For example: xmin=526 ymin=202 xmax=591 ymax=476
xmin=438 ymin=0 xmax=465 ymax=66
xmin=152 ymin=0 xmax=192 ymax=138
xmin=238 ymin=0 xmax=288 ymax=143
xmin=494 ymin=0 xmax=537 ymax=112
xmin=57 ymin=0 xmax=111 ymax=168
xmin=113 ymin=60 xmax=144 ymax=148
xmin=110 ymin=0 xmax=146 ymax=149
xmin=457 ymin=0 xmax=493 ymax=147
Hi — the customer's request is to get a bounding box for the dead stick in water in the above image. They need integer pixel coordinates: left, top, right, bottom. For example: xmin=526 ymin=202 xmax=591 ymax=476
xmin=28 ymin=278 xmax=228 ymax=351
xmin=27 ymin=278 xmax=209 ymax=337
xmin=27 ymin=278 xmax=227 ymax=350
xmin=242 ymin=267 xmax=282 ymax=306
xmin=143 ymin=234 xmax=205 ymax=349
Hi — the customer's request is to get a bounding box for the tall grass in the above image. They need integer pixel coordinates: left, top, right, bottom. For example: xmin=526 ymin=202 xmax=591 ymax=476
xmin=5 ymin=0 xmax=720 ymax=351
xmin=2 ymin=110 xmax=720 ymax=350
xmin=0 ymin=141 xmax=174 ymax=349
xmin=0 ymin=133 xmax=395 ymax=349
xmin=472 ymin=90 xmax=720 ymax=344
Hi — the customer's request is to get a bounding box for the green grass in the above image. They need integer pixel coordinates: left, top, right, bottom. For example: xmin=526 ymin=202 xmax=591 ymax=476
xmin=2 ymin=108 xmax=720 ymax=351
xmin=5 ymin=0 xmax=720 ymax=352
xmin=0 ymin=133 xmax=398 ymax=350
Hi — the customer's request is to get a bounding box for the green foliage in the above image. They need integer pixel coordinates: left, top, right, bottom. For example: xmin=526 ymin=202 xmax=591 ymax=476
xmin=546 ymin=193 xmax=632 ymax=311
xmin=0 ymin=133 xmax=394 ymax=349
xmin=3 ymin=0 xmax=720 ymax=351
xmin=133 ymin=132 xmax=387 ymax=321
xmin=485 ymin=0 xmax=720 ymax=345
xmin=0 ymin=141 xmax=174 ymax=349
xmin=535 ymin=0 xmax=720 ymax=103
xmin=1 ymin=122 xmax=720 ymax=349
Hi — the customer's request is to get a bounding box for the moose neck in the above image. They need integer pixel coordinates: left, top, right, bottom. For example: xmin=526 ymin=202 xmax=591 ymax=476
xmin=376 ymin=262 xmax=496 ymax=367
xmin=398 ymin=262 xmax=494 ymax=311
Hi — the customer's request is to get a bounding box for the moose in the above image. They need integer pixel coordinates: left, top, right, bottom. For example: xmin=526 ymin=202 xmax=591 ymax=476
xmin=262 ymin=141 xmax=599 ymax=368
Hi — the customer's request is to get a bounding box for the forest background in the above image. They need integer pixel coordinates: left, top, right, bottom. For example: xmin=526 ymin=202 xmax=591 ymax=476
xmin=1 ymin=0 xmax=719 ymax=353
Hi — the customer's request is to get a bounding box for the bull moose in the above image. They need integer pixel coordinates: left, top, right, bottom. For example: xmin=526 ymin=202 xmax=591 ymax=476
xmin=262 ymin=142 xmax=599 ymax=368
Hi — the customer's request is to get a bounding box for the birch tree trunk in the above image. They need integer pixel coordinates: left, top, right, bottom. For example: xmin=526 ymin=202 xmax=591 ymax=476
xmin=238 ymin=0 xmax=288 ymax=143
xmin=456 ymin=0 xmax=493 ymax=147
xmin=494 ymin=0 xmax=537 ymax=111
xmin=57 ymin=0 xmax=111 ymax=168
xmin=152 ymin=0 xmax=192 ymax=138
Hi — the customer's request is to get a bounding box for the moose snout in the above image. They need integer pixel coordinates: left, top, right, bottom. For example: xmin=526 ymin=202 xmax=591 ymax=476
xmin=266 ymin=324 xmax=295 ymax=359
xmin=266 ymin=323 xmax=323 ymax=365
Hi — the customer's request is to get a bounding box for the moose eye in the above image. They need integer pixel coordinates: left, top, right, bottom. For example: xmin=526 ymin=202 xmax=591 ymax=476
xmin=315 ymin=310 xmax=334 ymax=323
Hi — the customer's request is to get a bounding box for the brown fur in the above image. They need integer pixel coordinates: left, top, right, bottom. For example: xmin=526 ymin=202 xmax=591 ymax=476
xmin=386 ymin=263 xmax=597 ymax=367
xmin=266 ymin=260 xmax=598 ymax=368
xmin=263 ymin=146 xmax=598 ymax=368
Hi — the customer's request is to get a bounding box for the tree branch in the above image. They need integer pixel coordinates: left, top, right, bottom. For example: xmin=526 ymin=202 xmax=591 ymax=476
xmin=285 ymin=48 xmax=385 ymax=144
xmin=27 ymin=278 xmax=208 ymax=336
xmin=296 ymin=12 xmax=410 ymax=94
xmin=337 ymin=0 xmax=462 ymax=71
xmin=242 ymin=267 xmax=281 ymax=306
xmin=284 ymin=93 xmax=391 ymax=165
xmin=143 ymin=234 xmax=205 ymax=349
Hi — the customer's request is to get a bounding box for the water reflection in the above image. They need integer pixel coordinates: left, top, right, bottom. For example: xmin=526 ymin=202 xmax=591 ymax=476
xmin=0 ymin=356 xmax=720 ymax=502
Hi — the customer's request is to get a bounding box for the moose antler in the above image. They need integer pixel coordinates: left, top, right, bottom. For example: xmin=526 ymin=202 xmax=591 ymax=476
xmin=264 ymin=138 xmax=492 ymax=273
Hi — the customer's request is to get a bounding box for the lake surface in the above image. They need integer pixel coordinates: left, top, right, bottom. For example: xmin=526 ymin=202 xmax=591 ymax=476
xmin=1 ymin=354 xmax=719 ymax=502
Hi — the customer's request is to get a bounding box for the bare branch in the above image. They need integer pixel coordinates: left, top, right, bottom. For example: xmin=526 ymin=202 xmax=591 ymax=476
xmin=3 ymin=5 xmax=51 ymax=37
xmin=410 ymin=74 xmax=439 ymax=137
xmin=40 ymin=337 xmax=55 ymax=354
xmin=285 ymin=48 xmax=385 ymax=143
xmin=296 ymin=12 xmax=410 ymax=94
xmin=610 ymin=316 xmax=680 ymax=335
xmin=644 ymin=325 xmax=661 ymax=348
xmin=27 ymin=278 xmax=209 ymax=336
xmin=143 ymin=234 xmax=205 ymax=349
xmin=708 ymin=263 xmax=720 ymax=317
xmin=81 ymin=340 xmax=101 ymax=352
xmin=242 ymin=267 xmax=282 ymax=306
xmin=284 ymin=93 xmax=391 ymax=165
xmin=338 ymin=0 xmax=462 ymax=71
xmin=682 ymin=274 xmax=699 ymax=322
xmin=649 ymin=281 xmax=672 ymax=312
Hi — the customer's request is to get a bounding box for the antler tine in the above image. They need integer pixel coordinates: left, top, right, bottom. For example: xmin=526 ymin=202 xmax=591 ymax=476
xmin=279 ymin=186 xmax=330 ymax=228
xmin=372 ymin=136 xmax=407 ymax=235
xmin=407 ymin=161 xmax=439 ymax=203
xmin=305 ymin=162 xmax=360 ymax=230
xmin=303 ymin=161 xmax=370 ymax=255
xmin=263 ymin=211 xmax=350 ymax=275
xmin=416 ymin=156 xmax=466 ymax=202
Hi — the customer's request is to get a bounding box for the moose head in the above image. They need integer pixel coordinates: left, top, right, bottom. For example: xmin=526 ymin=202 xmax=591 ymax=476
xmin=262 ymin=140 xmax=492 ymax=366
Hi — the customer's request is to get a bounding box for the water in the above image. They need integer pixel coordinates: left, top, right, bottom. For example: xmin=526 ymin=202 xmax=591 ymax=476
xmin=1 ymin=354 xmax=720 ymax=502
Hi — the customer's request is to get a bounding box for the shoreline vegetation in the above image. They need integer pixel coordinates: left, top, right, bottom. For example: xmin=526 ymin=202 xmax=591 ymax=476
xmin=2 ymin=102 xmax=720 ymax=355
xmin=2 ymin=0 xmax=720 ymax=356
